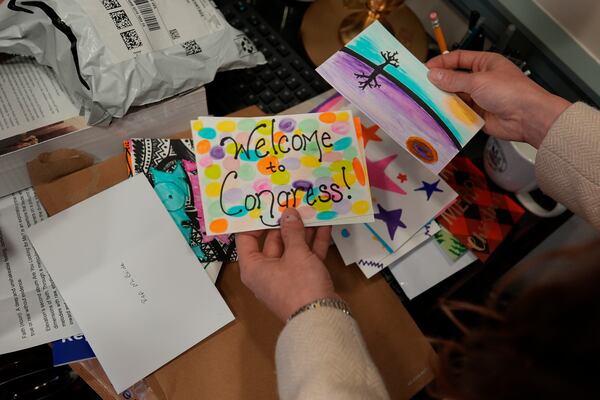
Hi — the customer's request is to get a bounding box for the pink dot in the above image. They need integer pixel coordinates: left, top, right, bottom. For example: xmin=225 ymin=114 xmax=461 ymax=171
xmin=323 ymin=151 xmax=343 ymax=162
xmin=236 ymin=132 xmax=249 ymax=143
xmin=223 ymin=156 xmax=240 ymax=171
xmin=253 ymin=178 xmax=271 ymax=192
xmin=332 ymin=121 xmax=350 ymax=135
xmin=297 ymin=206 xmax=316 ymax=220
xmin=198 ymin=156 xmax=213 ymax=167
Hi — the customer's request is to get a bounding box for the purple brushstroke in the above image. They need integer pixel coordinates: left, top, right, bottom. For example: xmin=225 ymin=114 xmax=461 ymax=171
xmin=318 ymin=51 xmax=457 ymax=171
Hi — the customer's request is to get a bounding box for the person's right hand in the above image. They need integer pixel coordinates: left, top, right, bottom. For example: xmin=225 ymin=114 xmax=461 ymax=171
xmin=427 ymin=50 xmax=571 ymax=148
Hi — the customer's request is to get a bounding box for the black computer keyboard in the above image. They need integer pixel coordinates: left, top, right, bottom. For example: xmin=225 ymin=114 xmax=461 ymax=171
xmin=207 ymin=0 xmax=330 ymax=116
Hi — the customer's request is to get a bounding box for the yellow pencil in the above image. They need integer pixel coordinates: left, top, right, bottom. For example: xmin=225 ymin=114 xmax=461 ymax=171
xmin=429 ymin=11 xmax=449 ymax=54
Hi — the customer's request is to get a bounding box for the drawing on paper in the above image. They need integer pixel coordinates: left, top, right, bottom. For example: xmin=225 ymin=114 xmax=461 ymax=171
xmin=191 ymin=112 xmax=375 ymax=235
xmin=317 ymin=21 xmax=484 ymax=173
xmin=125 ymin=138 xmax=236 ymax=263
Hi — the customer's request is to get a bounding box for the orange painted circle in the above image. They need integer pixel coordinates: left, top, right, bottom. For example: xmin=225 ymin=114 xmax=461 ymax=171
xmin=406 ymin=136 xmax=438 ymax=164
xmin=352 ymin=157 xmax=366 ymax=186
xmin=209 ymin=218 xmax=228 ymax=233
xmin=257 ymin=155 xmax=279 ymax=175
xmin=318 ymin=112 xmax=336 ymax=124
xmin=196 ymin=140 xmax=211 ymax=154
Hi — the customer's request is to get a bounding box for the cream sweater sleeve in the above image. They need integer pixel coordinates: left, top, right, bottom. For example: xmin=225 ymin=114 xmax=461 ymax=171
xmin=535 ymin=102 xmax=600 ymax=229
xmin=275 ymin=307 xmax=390 ymax=400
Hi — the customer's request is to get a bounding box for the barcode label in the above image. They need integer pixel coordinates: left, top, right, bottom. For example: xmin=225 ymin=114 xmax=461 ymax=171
xmin=132 ymin=0 xmax=160 ymax=31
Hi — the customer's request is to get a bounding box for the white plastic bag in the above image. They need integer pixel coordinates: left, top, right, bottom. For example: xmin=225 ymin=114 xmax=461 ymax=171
xmin=0 ymin=0 xmax=265 ymax=125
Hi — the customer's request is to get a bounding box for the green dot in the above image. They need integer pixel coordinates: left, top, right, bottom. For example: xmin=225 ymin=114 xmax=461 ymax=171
xmin=237 ymin=119 xmax=256 ymax=132
xmin=208 ymin=201 xmax=224 ymax=217
xmin=344 ymin=147 xmax=358 ymax=159
xmin=205 ymin=164 xmax=221 ymax=180
xmin=238 ymin=164 xmax=256 ymax=180
xmin=304 ymin=141 xmax=319 ymax=155
xmin=313 ymin=166 xmax=331 ymax=178
xmin=299 ymin=118 xmax=319 ymax=133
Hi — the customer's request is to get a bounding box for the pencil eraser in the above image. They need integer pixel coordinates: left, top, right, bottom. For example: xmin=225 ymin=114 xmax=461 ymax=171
xmin=429 ymin=11 xmax=438 ymax=21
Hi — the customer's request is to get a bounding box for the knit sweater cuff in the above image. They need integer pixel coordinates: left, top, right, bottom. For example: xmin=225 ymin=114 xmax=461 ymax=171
xmin=535 ymin=102 xmax=600 ymax=229
xmin=275 ymin=307 xmax=389 ymax=400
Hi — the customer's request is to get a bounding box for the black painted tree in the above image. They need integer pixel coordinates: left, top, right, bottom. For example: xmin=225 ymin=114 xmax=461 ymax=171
xmin=354 ymin=50 xmax=400 ymax=90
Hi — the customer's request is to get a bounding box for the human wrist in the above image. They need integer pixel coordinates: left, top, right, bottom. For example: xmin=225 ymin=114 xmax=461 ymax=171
xmin=287 ymin=296 xmax=350 ymax=322
xmin=523 ymin=92 xmax=571 ymax=148
xmin=281 ymin=291 xmax=341 ymax=321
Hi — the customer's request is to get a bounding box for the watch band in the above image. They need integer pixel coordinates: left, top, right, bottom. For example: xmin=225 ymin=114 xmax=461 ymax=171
xmin=287 ymin=297 xmax=352 ymax=322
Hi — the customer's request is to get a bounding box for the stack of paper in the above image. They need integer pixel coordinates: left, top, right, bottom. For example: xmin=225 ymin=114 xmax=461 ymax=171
xmin=26 ymin=175 xmax=234 ymax=393
xmin=189 ymin=112 xmax=375 ymax=234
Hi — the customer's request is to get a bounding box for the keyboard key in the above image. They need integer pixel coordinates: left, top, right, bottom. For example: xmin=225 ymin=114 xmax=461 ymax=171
xmin=270 ymin=99 xmax=285 ymax=113
xmin=260 ymin=89 xmax=276 ymax=104
xmin=279 ymin=89 xmax=294 ymax=104
xmin=270 ymin=79 xmax=285 ymax=92
xmin=300 ymin=69 xmax=313 ymax=82
xmin=262 ymin=49 xmax=273 ymax=60
xmin=258 ymin=24 xmax=269 ymax=35
xmin=235 ymin=1 xmax=247 ymax=12
xmin=276 ymin=44 xmax=290 ymax=56
xmin=245 ymin=93 xmax=258 ymax=105
xmin=259 ymin=69 xmax=275 ymax=82
xmin=291 ymin=59 xmax=303 ymax=71
xmin=229 ymin=18 xmax=242 ymax=28
xmin=285 ymin=76 xmax=300 ymax=90
xmin=249 ymin=16 xmax=259 ymax=26
xmin=296 ymin=87 xmax=312 ymax=101
xmin=311 ymin=80 xmax=329 ymax=92
xmin=267 ymin=34 xmax=279 ymax=45
xmin=268 ymin=58 xmax=281 ymax=68
xmin=236 ymin=82 xmax=248 ymax=92
xmin=275 ymin=67 xmax=291 ymax=80
xmin=251 ymin=79 xmax=265 ymax=92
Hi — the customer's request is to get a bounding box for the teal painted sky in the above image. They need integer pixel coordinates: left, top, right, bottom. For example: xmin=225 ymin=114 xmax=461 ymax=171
xmin=346 ymin=22 xmax=472 ymax=145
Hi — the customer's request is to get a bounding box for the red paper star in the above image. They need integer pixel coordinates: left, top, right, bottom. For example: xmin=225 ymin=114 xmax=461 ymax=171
xmin=397 ymin=173 xmax=407 ymax=183
xmin=366 ymin=155 xmax=406 ymax=195
xmin=361 ymin=124 xmax=382 ymax=148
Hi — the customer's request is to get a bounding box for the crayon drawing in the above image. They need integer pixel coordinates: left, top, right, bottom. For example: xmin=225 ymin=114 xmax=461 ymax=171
xmin=317 ymin=21 xmax=484 ymax=174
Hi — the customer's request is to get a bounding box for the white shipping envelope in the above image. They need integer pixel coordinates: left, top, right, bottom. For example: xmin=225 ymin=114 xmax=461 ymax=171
xmin=27 ymin=175 xmax=234 ymax=393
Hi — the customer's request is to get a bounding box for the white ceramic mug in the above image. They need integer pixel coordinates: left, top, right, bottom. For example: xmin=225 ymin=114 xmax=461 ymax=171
xmin=483 ymin=137 xmax=566 ymax=217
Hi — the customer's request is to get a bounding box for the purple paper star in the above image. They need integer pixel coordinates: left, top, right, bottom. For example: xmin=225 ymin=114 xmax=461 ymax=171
xmin=414 ymin=179 xmax=443 ymax=200
xmin=366 ymin=155 xmax=406 ymax=195
xmin=374 ymin=204 xmax=406 ymax=240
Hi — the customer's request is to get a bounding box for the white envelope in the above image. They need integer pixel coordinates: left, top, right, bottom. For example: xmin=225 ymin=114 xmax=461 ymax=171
xmin=27 ymin=175 xmax=234 ymax=393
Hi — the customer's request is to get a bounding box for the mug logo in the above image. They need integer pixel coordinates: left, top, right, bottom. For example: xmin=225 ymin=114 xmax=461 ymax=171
xmin=486 ymin=138 xmax=507 ymax=172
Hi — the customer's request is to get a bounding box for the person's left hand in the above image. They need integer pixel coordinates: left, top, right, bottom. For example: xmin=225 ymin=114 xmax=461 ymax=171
xmin=236 ymin=208 xmax=338 ymax=321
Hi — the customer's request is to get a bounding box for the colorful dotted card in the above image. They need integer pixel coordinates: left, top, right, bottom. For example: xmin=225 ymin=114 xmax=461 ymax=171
xmin=191 ymin=112 xmax=374 ymax=235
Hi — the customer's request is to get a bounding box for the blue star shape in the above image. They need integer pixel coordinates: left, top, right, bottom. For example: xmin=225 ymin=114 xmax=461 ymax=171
xmin=374 ymin=204 xmax=406 ymax=240
xmin=414 ymin=179 xmax=443 ymax=200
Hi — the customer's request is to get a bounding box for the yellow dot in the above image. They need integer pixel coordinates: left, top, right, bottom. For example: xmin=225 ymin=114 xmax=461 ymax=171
xmin=300 ymin=156 xmax=321 ymax=168
xmin=192 ymin=120 xmax=203 ymax=132
xmin=324 ymin=146 xmax=333 ymax=153
xmin=313 ymin=199 xmax=332 ymax=211
xmin=336 ymin=112 xmax=349 ymax=122
xmin=256 ymin=119 xmax=273 ymax=135
xmin=352 ymin=200 xmax=370 ymax=215
xmin=249 ymin=209 xmax=261 ymax=219
xmin=216 ymin=120 xmax=236 ymax=132
xmin=271 ymin=170 xmax=290 ymax=185
xmin=205 ymin=165 xmax=221 ymax=180
xmin=226 ymin=143 xmax=237 ymax=155
xmin=330 ymin=160 xmax=352 ymax=172
xmin=206 ymin=182 xmax=221 ymax=197
xmin=333 ymin=171 xmax=355 ymax=187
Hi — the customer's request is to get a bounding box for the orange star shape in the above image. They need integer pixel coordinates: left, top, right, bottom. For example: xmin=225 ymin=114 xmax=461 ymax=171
xmin=361 ymin=124 xmax=382 ymax=148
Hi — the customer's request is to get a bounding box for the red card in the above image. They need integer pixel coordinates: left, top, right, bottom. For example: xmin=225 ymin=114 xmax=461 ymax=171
xmin=436 ymin=156 xmax=525 ymax=262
